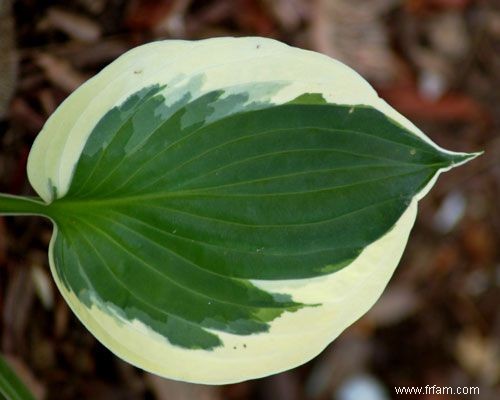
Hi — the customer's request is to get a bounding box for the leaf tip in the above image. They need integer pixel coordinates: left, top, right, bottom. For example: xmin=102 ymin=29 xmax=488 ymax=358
xmin=444 ymin=150 xmax=483 ymax=169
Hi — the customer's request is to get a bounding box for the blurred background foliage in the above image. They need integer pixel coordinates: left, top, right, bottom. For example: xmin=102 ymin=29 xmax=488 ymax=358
xmin=0 ymin=0 xmax=498 ymax=399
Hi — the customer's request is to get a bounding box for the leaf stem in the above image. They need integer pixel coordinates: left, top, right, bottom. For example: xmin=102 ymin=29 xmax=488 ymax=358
xmin=0 ymin=193 xmax=50 ymax=217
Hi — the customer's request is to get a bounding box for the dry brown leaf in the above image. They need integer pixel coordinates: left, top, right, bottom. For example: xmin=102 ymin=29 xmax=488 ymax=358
xmin=71 ymin=40 xmax=129 ymax=68
xmin=262 ymin=0 xmax=308 ymax=32
xmin=311 ymin=0 xmax=401 ymax=83
xmin=125 ymin=0 xmax=176 ymax=31
xmin=35 ymin=53 xmax=87 ymax=93
xmin=235 ymin=0 xmax=276 ymax=36
xmin=46 ymin=7 xmax=102 ymax=42
xmin=154 ymin=0 xmax=192 ymax=37
xmin=378 ymin=84 xmax=487 ymax=122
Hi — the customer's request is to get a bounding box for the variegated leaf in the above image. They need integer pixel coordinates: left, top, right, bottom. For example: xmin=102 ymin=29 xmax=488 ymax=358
xmin=0 ymin=37 xmax=479 ymax=384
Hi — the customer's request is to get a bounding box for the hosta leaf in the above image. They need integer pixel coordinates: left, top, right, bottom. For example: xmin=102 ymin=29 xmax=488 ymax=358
xmin=4 ymin=37 xmax=478 ymax=384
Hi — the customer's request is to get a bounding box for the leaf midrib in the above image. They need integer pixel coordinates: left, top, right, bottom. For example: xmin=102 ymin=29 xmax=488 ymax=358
xmin=82 ymin=119 xmax=443 ymax=198
xmin=50 ymin=165 xmax=439 ymax=212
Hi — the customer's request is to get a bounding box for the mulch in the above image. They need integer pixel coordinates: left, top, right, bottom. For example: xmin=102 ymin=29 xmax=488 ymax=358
xmin=0 ymin=1 xmax=498 ymax=399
